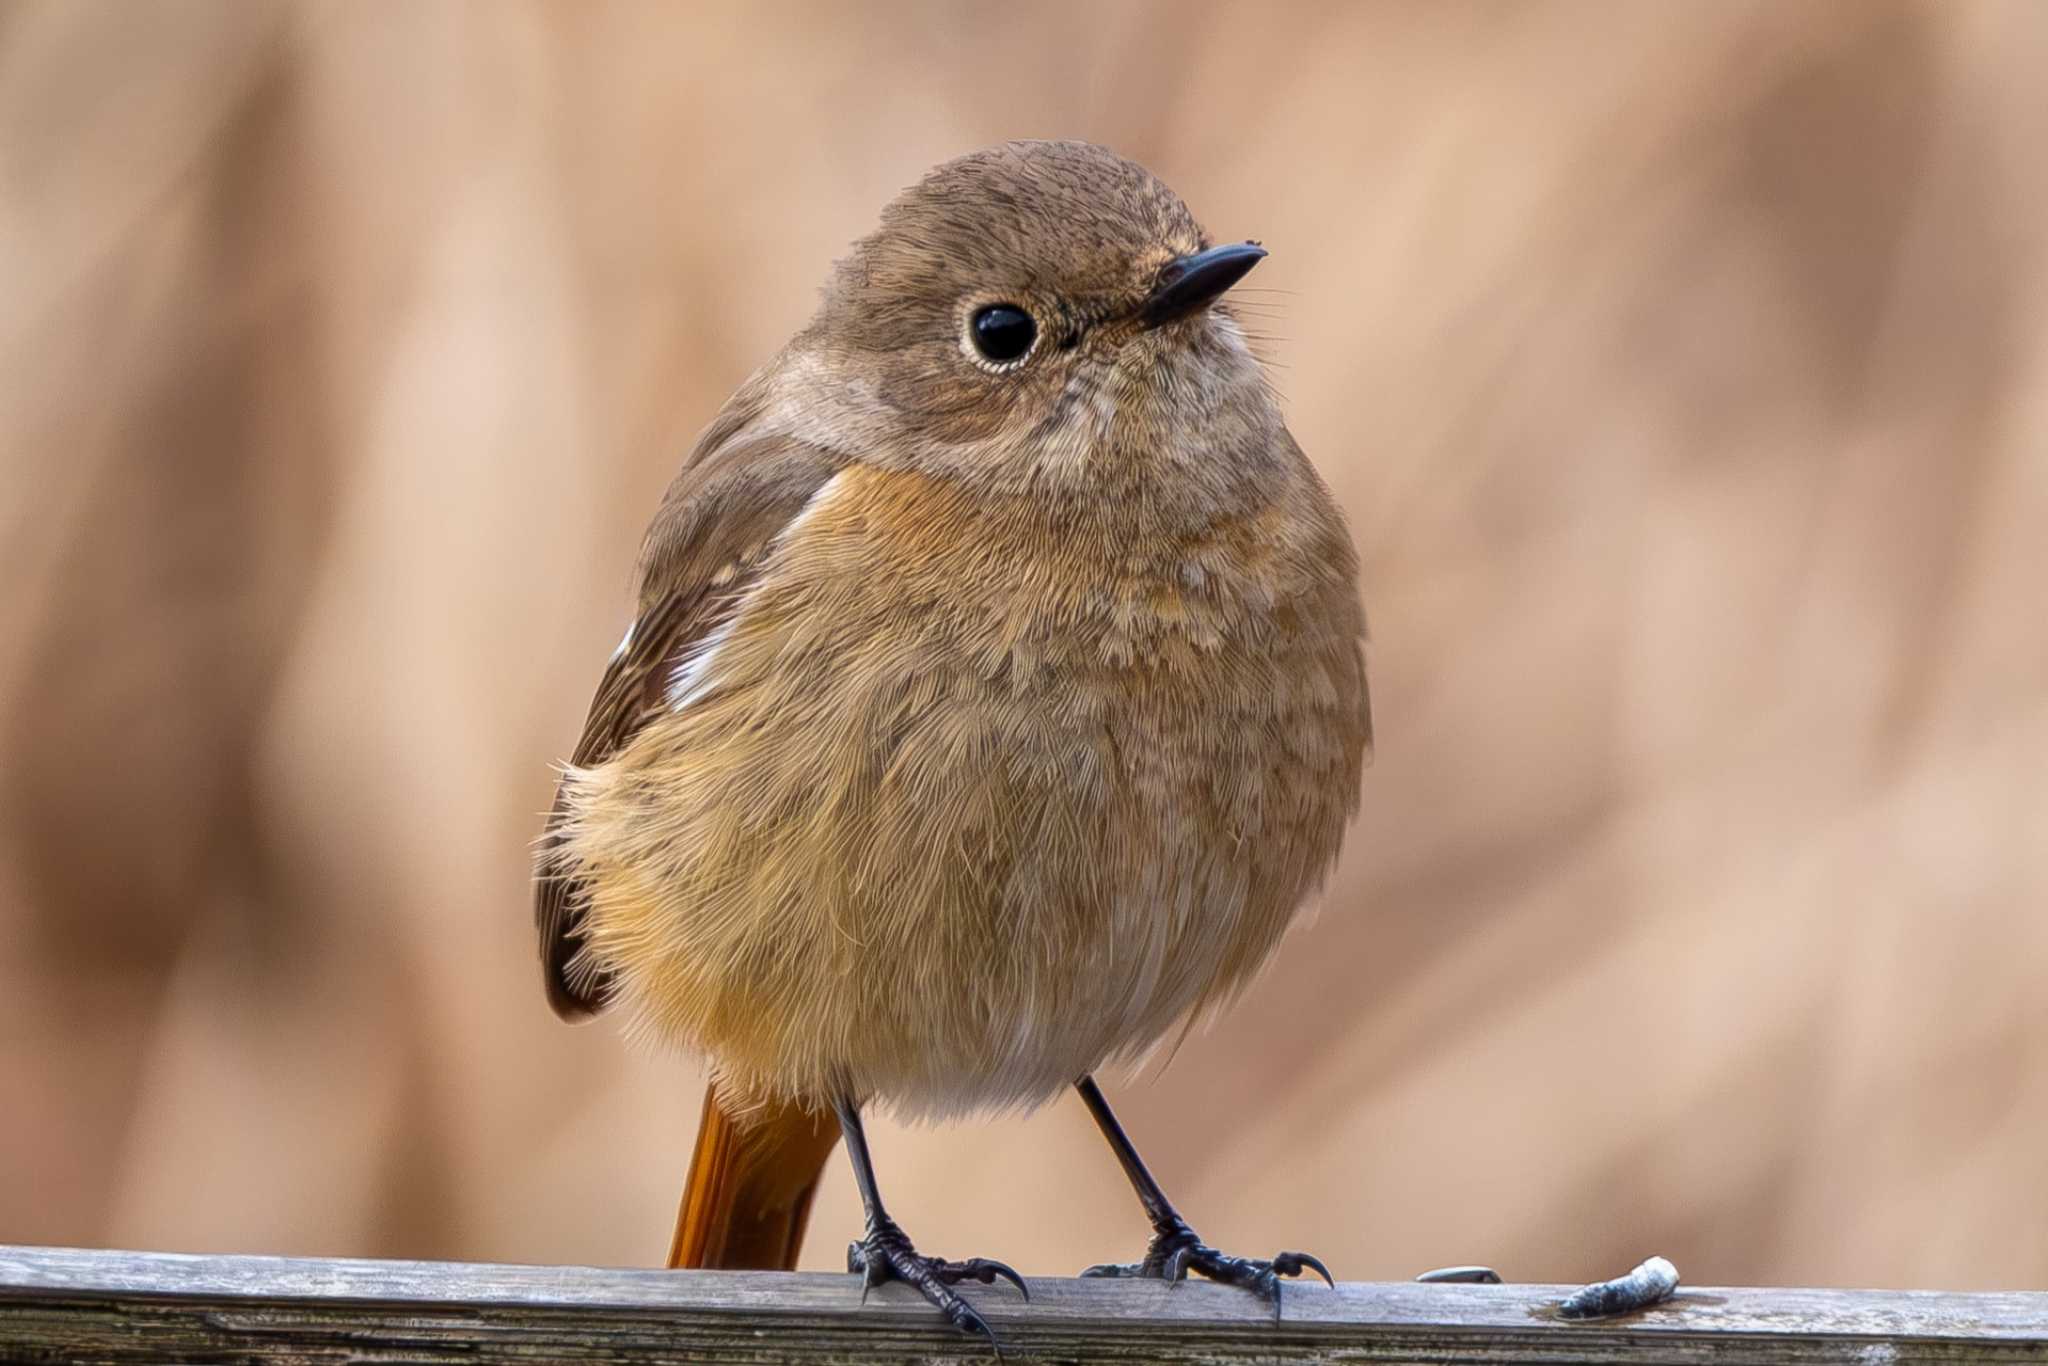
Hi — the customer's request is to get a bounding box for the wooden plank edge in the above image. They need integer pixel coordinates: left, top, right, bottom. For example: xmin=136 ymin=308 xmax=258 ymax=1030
xmin=1 ymin=1245 xmax=2044 ymax=1364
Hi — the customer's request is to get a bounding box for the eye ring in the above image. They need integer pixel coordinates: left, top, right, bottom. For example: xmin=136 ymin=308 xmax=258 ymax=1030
xmin=968 ymin=304 xmax=1038 ymax=366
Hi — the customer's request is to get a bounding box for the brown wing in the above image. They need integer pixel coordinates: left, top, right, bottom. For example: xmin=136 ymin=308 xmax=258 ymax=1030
xmin=535 ymin=427 xmax=842 ymax=1019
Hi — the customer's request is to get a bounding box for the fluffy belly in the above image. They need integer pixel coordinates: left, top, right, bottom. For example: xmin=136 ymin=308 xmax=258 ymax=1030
xmin=561 ymin=661 xmax=1343 ymax=1120
xmin=558 ymin=466 xmax=1366 ymax=1119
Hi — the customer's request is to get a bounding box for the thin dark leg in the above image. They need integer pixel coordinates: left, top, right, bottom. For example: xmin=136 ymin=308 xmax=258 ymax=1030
xmin=834 ymin=1095 xmax=888 ymax=1215
xmin=833 ymin=1096 xmax=1026 ymax=1351
xmin=1075 ymin=1075 xmax=1332 ymax=1317
xmin=1074 ymin=1075 xmax=1182 ymax=1228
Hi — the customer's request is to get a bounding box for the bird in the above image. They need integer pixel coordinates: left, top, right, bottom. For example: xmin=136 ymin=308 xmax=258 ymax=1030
xmin=535 ymin=139 xmax=1370 ymax=1345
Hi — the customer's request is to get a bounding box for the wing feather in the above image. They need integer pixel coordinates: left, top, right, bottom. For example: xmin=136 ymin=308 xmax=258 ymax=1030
xmin=535 ymin=428 xmax=841 ymax=1018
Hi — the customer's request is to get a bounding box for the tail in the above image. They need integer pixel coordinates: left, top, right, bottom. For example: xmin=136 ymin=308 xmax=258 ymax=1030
xmin=667 ymin=1083 xmax=842 ymax=1270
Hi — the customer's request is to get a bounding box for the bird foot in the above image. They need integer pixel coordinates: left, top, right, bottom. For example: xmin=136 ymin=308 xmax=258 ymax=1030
xmin=847 ymin=1215 xmax=1027 ymax=1351
xmin=1081 ymin=1218 xmax=1332 ymax=1320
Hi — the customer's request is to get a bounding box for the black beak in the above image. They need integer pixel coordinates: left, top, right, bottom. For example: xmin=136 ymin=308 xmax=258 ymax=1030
xmin=1139 ymin=241 xmax=1267 ymax=329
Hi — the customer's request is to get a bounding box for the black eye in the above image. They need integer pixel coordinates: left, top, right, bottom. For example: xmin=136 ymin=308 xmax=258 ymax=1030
xmin=970 ymin=305 xmax=1036 ymax=363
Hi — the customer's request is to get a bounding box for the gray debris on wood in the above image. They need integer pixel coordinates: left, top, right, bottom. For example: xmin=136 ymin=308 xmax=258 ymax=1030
xmin=1558 ymin=1255 xmax=1681 ymax=1318
xmin=1413 ymin=1265 xmax=1502 ymax=1284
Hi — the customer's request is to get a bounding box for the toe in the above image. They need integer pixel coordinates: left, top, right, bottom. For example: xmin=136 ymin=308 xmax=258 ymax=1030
xmin=1274 ymin=1250 xmax=1335 ymax=1288
xmin=950 ymin=1261 xmax=1032 ymax=1302
xmin=938 ymin=1291 xmax=1003 ymax=1358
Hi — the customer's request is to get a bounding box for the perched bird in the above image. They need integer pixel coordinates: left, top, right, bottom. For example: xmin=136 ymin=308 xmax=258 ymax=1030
xmin=537 ymin=140 xmax=1370 ymax=1343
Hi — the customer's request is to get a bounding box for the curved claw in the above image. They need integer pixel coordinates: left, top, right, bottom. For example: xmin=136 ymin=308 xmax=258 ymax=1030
xmin=1161 ymin=1242 xmax=1195 ymax=1285
xmin=952 ymin=1257 xmax=1030 ymax=1302
xmin=946 ymin=1300 xmax=1001 ymax=1360
xmin=1275 ymin=1250 xmax=1335 ymax=1288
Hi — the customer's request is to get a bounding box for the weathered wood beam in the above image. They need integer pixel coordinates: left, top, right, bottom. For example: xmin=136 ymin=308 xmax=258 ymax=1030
xmin=2 ymin=1244 xmax=2043 ymax=1363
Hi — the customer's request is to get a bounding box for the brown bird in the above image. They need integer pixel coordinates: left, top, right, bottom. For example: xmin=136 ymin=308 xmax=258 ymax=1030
xmin=536 ymin=140 xmax=1369 ymax=1343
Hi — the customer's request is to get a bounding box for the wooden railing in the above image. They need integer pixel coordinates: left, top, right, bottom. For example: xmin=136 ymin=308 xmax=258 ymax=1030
xmin=2 ymin=1244 xmax=2043 ymax=1362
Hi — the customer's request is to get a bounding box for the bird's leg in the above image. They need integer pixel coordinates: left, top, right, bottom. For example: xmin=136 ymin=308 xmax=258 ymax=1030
xmin=1074 ymin=1075 xmax=1332 ymax=1319
xmin=834 ymin=1095 xmax=1027 ymax=1349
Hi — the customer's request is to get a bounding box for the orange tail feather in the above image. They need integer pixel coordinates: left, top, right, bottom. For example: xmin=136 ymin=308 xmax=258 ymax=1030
xmin=667 ymin=1084 xmax=842 ymax=1270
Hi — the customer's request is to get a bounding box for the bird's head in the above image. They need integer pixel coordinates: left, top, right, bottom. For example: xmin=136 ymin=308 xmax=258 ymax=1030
xmin=785 ymin=140 xmax=1280 ymax=503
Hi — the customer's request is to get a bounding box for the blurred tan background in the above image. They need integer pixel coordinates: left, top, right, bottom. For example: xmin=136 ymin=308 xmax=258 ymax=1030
xmin=4 ymin=0 xmax=2046 ymax=1293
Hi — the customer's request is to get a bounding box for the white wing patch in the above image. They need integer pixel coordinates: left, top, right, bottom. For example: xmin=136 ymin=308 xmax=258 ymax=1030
xmin=667 ymin=615 xmax=737 ymax=712
xmin=664 ymin=470 xmax=848 ymax=716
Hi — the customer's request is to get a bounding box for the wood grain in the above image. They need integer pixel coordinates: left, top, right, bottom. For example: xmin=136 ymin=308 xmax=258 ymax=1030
xmin=1 ymin=1245 xmax=2044 ymax=1363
